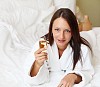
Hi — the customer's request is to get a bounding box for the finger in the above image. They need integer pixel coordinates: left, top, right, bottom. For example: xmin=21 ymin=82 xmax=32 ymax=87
xmin=60 ymin=84 xmax=64 ymax=87
xmin=68 ymin=82 xmax=74 ymax=87
xmin=37 ymin=58 xmax=46 ymax=62
xmin=35 ymin=52 xmax=47 ymax=58
xmin=57 ymin=83 xmax=63 ymax=87
xmin=36 ymin=55 xmax=48 ymax=60
xmin=35 ymin=58 xmax=46 ymax=65
xmin=35 ymin=57 xmax=46 ymax=63
xmin=65 ymin=82 xmax=69 ymax=87
xmin=35 ymin=48 xmax=46 ymax=54
xmin=35 ymin=53 xmax=48 ymax=62
xmin=68 ymin=84 xmax=73 ymax=87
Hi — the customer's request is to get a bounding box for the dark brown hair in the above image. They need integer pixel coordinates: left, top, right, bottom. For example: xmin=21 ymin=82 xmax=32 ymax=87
xmin=48 ymin=8 xmax=91 ymax=70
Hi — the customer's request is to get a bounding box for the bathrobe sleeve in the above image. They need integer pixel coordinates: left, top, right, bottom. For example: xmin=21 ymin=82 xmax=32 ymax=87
xmin=54 ymin=0 xmax=76 ymax=13
xmin=63 ymin=45 xmax=94 ymax=87
xmin=23 ymin=41 xmax=49 ymax=86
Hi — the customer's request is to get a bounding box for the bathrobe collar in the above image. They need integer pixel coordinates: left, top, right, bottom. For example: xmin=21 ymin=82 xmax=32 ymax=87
xmin=50 ymin=41 xmax=73 ymax=70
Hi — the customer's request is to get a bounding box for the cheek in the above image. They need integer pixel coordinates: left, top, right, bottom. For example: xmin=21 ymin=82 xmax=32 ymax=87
xmin=52 ymin=32 xmax=59 ymax=38
xmin=65 ymin=34 xmax=72 ymax=40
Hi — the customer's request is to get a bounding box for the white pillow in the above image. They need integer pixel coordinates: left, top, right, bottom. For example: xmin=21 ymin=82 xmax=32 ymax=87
xmin=93 ymin=27 xmax=100 ymax=51
xmin=54 ymin=0 xmax=76 ymax=13
xmin=80 ymin=30 xmax=98 ymax=67
xmin=97 ymin=35 xmax=100 ymax=51
xmin=93 ymin=27 xmax=100 ymax=36
xmin=92 ymin=27 xmax=100 ymax=67
xmin=80 ymin=30 xmax=96 ymax=48
xmin=93 ymin=34 xmax=100 ymax=67
xmin=80 ymin=29 xmax=100 ymax=69
xmin=80 ymin=30 xmax=100 ymax=87
xmin=91 ymin=67 xmax=100 ymax=87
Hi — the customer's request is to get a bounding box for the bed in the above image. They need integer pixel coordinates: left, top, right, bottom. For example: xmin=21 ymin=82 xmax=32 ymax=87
xmin=0 ymin=0 xmax=100 ymax=87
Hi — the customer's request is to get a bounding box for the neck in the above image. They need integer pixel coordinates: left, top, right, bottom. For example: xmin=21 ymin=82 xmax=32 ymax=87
xmin=58 ymin=44 xmax=68 ymax=58
xmin=58 ymin=44 xmax=68 ymax=51
xmin=58 ymin=48 xmax=64 ymax=58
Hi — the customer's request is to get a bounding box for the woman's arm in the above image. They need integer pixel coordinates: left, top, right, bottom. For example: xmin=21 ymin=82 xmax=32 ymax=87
xmin=24 ymin=41 xmax=49 ymax=85
xmin=30 ymin=60 xmax=42 ymax=77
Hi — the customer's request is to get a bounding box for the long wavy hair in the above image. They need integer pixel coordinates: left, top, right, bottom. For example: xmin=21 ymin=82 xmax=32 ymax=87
xmin=48 ymin=8 xmax=92 ymax=70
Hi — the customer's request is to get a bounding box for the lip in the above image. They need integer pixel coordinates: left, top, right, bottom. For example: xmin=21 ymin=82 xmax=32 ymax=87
xmin=58 ymin=39 xmax=65 ymax=43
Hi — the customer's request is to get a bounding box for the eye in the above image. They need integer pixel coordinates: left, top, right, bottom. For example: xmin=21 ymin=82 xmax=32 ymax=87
xmin=65 ymin=29 xmax=71 ymax=33
xmin=55 ymin=28 xmax=60 ymax=31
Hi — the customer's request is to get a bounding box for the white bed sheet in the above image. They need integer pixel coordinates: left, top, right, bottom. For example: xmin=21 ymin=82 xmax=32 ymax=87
xmin=0 ymin=22 xmax=26 ymax=87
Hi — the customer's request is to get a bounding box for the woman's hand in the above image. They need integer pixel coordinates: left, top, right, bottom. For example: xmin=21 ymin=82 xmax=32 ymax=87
xmin=57 ymin=73 xmax=78 ymax=87
xmin=30 ymin=48 xmax=48 ymax=76
xmin=34 ymin=47 xmax=48 ymax=67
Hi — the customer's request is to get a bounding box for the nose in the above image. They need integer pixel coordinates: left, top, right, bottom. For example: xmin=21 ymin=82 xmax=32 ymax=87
xmin=59 ymin=31 xmax=64 ymax=39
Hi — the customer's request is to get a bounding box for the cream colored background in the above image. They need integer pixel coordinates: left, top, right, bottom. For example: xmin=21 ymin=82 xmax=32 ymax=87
xmin=77 ymin=0 xmax=100 ymax=27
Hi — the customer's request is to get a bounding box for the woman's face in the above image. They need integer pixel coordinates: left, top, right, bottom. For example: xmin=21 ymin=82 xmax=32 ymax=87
xmin=52 ymin=17 xmax=72 ymax=50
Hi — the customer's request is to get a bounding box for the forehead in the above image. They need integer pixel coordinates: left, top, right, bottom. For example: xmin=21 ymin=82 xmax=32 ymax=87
xmin=53 ymin=17 xmax=70 ymax=29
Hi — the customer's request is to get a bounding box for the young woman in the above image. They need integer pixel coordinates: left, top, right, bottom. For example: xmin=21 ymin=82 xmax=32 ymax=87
xmin=24 ymin=8 xmax=94 ymax=87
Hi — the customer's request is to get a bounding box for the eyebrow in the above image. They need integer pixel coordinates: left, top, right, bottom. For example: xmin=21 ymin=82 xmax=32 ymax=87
xmin=54 ymin=27 xmax=71 ymax=31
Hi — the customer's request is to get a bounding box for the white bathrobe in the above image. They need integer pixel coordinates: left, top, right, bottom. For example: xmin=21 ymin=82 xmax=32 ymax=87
xmin=24 ymin=39 xmax=94 ymax=87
